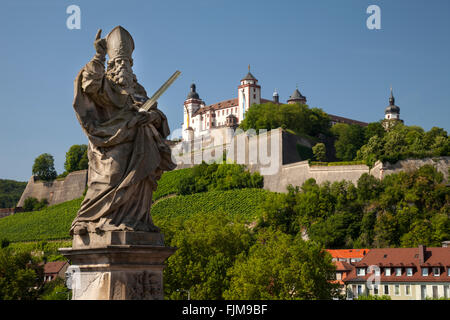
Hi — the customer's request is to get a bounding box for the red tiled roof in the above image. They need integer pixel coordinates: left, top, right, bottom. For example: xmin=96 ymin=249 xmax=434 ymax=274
xmin=344 ymin=246 xmax=450 ymax=283
xmin=328 ymin=114 xmax=369 ymax=127
xmin=334 ymin=260 xmax=354 ymax=271
xmin=193 ymin=98 xmax=239 ymax=116
xmin=326 ymin=249 xmax=370 ymax=259
xmin=44 ymin=261 xmax=68 ymax=274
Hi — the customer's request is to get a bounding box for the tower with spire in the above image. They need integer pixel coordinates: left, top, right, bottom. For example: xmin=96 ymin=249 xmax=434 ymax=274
xmin=238 ymin=65 xmax=261 ymax=121
xmin=382 ymin=87 xmax=403 ymax=130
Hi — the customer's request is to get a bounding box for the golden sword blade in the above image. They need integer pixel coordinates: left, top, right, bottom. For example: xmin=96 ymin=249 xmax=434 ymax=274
xmin=141 ymin=70 xmax=181 ymax=111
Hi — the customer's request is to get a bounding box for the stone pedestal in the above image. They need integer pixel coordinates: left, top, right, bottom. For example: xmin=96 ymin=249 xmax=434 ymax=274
xmin=59 ymin=231 xmax=176 ymax=300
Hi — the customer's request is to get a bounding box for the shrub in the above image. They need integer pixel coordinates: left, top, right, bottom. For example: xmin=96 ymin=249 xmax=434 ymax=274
xmin=177 ymin=162 xmax=263 ymax=196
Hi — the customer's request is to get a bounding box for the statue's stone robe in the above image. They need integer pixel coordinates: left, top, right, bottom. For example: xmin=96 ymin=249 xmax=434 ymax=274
xmin=70 ymin=58 xmax=176 ymax=235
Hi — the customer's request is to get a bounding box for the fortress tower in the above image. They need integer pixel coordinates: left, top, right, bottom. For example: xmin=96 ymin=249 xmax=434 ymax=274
xmin=183 ymin=83 xmax=205 ymax=141
xmin=238 ymin=65 xmax=261 ymax=121
xmin=382 ymin=87 xmax=403 ymax=130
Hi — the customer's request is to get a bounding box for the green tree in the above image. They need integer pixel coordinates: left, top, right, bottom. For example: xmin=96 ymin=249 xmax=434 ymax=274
xmin=312 ymin=143 xmax=327 ymax=162
xmin=23 ymin=197 xmax=48 ymax=212
xmin=64 ymin=144 xmax=88 ymax=174
xmin=400 ymin=220 xmax=434 ymax=248
xmin=239 ymin=102 xmax=331 ymax=138
xmin=32 ymin=153 xmax=57 ymax=181
xmin=331 ymin=123 xmax=365 ymax=161
xmin=223 ymin=230 xmax=338 ymax=300
xmin=163 ymin=212 xmax=254 ymax=300
xmin=364 ymin=122 xmax=386 ymax=143
xmin=0 ymin=179 xmax=27 ymax=209
xmin=0 ymin=248 xmax=44 ymax=300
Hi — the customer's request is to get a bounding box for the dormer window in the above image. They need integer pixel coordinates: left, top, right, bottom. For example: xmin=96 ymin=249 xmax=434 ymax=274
xmin=385 ymin=268 xmax=391 ymax=276
xmin=396 ymin=268 xmax=402 ymax=276
xmin=357 ymin=268 xmax=366 ymax=276
xmin=433 ymin=267 xmax=440 ymax=277
xmin=422 ymin=268 xmax=429 ymax=276
xmin=406 ymin=268 xmax=413 ymax=276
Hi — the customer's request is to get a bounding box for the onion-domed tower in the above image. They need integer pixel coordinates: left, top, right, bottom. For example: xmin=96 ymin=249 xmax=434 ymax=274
xmin=183 ymin=83 xmax=204 ymax=140
xmin=382 ymin=87 xmax=403 ymax=130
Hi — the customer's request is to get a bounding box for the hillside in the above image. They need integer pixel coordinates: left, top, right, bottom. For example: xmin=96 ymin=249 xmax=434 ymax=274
xmin=0 ymin=198 xmax=82 ymax=242
xmin=0 ymin=188 xmax=269 ymax=242
xmin=153 ymin=168 xmax=192 ymax=200
xmin=0 ymin=179 xmax=27 ymax=208
xmin=152 ymin=188 xmax=270 ymax=221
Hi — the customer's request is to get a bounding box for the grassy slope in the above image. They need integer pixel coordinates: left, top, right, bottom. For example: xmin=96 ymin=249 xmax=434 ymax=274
xmin=152 ymin=188 xmax=270 ymax=222
xmin=0 ymin=198 xmax=82 ymax=242
xmin=0 ymin=171 xmax=270 ymax=242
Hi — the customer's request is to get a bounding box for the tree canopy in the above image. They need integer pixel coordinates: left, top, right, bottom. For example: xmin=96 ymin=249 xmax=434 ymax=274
xmin=223 ymin=230 xmax=338 ymax=300
xmin=239 ymin=102 xmax=331 ymax=138
xmin=32 ymin=153 xmax=57 ymax=182
xmin=177 ymin=162 xmax=263 ymax=195
xmin=356 ymin=123 xmax=450 ymax=166
xmin=258 ymin=165 xmax=449 ymax=248
xmin=0 ymin=179 xmax=27 ymax=209
xmin=64 ymin=144 xmax=88 ymax=174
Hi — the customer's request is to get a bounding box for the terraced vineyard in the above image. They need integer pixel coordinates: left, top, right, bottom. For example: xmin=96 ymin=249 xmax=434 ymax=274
xmin=0 ymin=187 xmax=271 ymax=242
xmin=0 ymin=198 xmax=82 ymax=242
xmin=152 ymin=188 xmax=270 ymax=221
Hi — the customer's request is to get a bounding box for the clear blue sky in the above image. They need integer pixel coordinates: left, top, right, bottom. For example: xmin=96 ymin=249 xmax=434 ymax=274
xmin=1 ymin=0 xmax=449 ymax=181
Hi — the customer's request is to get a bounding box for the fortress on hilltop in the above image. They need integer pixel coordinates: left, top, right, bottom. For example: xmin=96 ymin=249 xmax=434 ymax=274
xmin=180 ymin=66 xmax=371 ymax=142
xmin=11 ymin=68 xmax=434 ymax=213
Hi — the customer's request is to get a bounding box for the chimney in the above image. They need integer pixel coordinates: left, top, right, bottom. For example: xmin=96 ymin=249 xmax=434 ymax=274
xmin=418 ymin=245 xmax=426 ymax=264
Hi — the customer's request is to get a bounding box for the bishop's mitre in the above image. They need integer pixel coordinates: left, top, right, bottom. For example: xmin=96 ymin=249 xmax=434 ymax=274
xmin=106 ymin=26 xmax=135 ymax=61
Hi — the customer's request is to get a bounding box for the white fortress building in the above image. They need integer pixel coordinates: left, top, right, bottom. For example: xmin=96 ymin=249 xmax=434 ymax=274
xmin=181 ymin=67 xmax=369 ymax=142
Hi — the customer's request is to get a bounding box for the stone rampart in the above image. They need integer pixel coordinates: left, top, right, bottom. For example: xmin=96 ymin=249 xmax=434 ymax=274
xmin=17 ymin=170 xmax=87 ymax=208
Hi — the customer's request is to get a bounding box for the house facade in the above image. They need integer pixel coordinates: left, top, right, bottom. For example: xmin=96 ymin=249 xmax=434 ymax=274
xmin=344 ymin=245 xmax=450 ymax=300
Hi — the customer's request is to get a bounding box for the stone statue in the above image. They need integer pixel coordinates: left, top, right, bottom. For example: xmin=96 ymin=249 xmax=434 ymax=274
xmin=70 ymin=26 xmax=176 ymax=236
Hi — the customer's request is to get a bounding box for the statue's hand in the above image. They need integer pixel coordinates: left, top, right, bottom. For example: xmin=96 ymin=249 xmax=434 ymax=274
xmin=94 ymin=29 xmax=107 ymax=57
xmin=136 ymin=110 xmax=162 ymax=127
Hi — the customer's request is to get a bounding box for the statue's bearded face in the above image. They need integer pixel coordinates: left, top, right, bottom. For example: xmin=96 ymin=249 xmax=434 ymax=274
xmin=107 ymin=58 xmax=136 ymax=88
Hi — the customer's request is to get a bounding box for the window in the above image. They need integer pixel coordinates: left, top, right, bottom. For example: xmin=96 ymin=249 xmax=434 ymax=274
xmin=405 ymin=285 xmax=411 ymax=296
xmin=422 ymin=268 xmax=428 ymax=276
xmin=375 ymin=268 xmax=380 ymax=277
xmin=448 ymin=268 xmax=450 ymax=276
xmin=357 ymin=268 xmax=366 ymax=276
xmin=385 ymin=268 xmax=391 ymax=276
xmin=384 ymin=285 xmax=389 ymax=295
xmin=445 ymin=285 xmax=449 ymax=299
xmin=433 ymin=267 xmax=440 ymax=277
xmin=374 ymin=285 xmax=379 ymax=295
xmin=394 ymin=284 xmax=400 ymax=296
xmin=406 ymin=268 xmax=413 ymax=276
xmin=396 ymin=268 xmax=402 ymax=276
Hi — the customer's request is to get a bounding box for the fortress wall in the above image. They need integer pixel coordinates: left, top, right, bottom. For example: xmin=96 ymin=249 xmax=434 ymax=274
xmin=264 ymin=157 xmax=449 ymax=193
xmin=376 ymin=157 xmax=450 ymax=181
xmin=263 ymin=162 xmax=370 ymax=193
xmin=17 ymin=170 xmax=87 ymax=208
